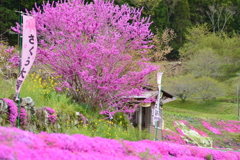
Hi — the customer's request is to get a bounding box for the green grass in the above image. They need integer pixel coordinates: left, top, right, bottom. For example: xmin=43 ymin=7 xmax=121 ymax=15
xmin=69 ymin=120 xmax=150 ymax=141
xmin=0 ymin=75 xmax=15 ymax=98
xmin=164 ymin=99 xmax=238 ymax=120
xmin=0 ymin=74 xmax=150 ymax=141
xmin=0 ymin=73 xmax=78 ymax=114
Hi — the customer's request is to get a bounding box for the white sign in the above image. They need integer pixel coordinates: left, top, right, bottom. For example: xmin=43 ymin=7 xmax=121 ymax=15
xmin=153 ymin=72 xmax=163 ymax=125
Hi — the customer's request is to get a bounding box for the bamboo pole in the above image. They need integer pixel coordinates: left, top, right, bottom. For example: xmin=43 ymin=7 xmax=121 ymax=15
xmin=17 ymin=11 xmax=23 ymax=128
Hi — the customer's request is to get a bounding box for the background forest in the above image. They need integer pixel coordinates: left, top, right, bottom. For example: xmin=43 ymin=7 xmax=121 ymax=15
xmin=1 ymin=0 xmax=240 ymax=58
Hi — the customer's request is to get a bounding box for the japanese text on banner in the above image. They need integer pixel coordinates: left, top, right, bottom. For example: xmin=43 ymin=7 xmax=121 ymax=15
xmin=15 ymin=15 xmax=37 ymax=98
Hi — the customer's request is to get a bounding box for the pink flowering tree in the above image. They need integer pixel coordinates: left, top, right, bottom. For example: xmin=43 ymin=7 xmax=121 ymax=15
xmin=12 ymin=0 xmax=158 ymax=117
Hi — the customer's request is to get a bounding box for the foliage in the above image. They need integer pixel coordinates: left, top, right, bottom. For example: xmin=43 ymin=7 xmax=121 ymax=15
xmin=0 ymin=42 xmax=19 ymax=78
xmin=148 ymin=28 xmax=176 ymax=62
xmin=112 ymin=112 xmax=130 ymax=129
xmin=206 ymin=3 xmax=236 ymax=33
xmin=164 ymin=73 xmax=226 ymax=102
xmin=20 ymin=73 xmax=58 ymax=107
xmin=164 ymin=74 xmax=196 ymax=102
xmin=171 ymin=0 xmax=192 ymax=44
xmin=180 ymin=24 xmax=240 ymax=79
xmin=0 ymin=72 xmax=83 ymax=116
xmin=0 ymin=0 xmax=57 ymax=44
xmin=12 ymin=0 xmax=158 ymax=117
xmin=0 ymin=0 xmax=18 ymax=44
xmin=130 ymin=0 xmax=162 ymax=16
xmin=0 ymin=74 xmax=15 ymax=98
xmin=194 ymin=76 xmax=226 ymax=101
xmin=184 ymin=48 xmax=223 ymax=78
xmin=69 ymin=118 xmax=149 ymax=141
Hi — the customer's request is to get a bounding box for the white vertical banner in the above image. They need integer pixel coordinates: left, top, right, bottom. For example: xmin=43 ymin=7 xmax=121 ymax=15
xmin=15 ymin=15 xmax=37 ymax=99
xmin=153 ymin=72 xmax=163 ymax=125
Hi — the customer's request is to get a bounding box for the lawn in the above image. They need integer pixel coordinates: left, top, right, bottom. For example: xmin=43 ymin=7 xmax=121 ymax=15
xmin=163 ymin=99 xmax=238 ymax=120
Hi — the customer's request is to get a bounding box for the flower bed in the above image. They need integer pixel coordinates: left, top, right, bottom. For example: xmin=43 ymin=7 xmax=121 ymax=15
xmin=163 ymin=118 xmax=240 ymax=150
xmin=0 ymin=126 xmax=239 ymax=160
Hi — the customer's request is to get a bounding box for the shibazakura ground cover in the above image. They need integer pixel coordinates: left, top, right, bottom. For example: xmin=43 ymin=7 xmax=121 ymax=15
xmin=163 ymin=100 xmax=240 ymax=150
xmin=0 ymin=126 xmax=240 ymax=160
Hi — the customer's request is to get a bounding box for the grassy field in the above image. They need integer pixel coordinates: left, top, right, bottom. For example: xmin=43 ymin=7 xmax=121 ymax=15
xmin=163 ymin=99 xmax=239 ymax=120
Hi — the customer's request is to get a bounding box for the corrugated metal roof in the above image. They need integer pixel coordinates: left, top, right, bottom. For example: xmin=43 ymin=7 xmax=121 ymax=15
xmin=131 ymin=91 xmax=158 ymax=99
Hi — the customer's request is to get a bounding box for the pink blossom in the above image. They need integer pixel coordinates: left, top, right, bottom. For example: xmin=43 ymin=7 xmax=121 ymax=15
xmin=202 ymin=121 xmax=221 ymax=135
xmin=3 ymin=98 xmax=18 ymax=126
xmin=0 ymin=126 xmax=240 ymax=160
xmin=12 ymin=0 xmax=158 ymax=118
xmin=45 ymin=107 xmax=56 ymax=123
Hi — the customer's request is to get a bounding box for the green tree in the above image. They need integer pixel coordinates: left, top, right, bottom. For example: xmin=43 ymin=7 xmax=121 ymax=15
xmin=148 ymin=28 xmax=176 ymax=62
xmin=164 ymin=74 xmax=226 ymax=102
xmin=164 ymin=74 xmax=196 ymax=102
xmin=193 ymin=76 xmax=226 ymax=101
xmin=171 ymin=0 xmax=192 ymax=44
xmin=185 ymin=48 xmax=223 ymax=78
xmin=150 ymin=0 xmax=169 ymax=33
xmin=206 ymin=4 xmax=236 ymax=33
xmin=180 ymin=24 xmax=240 ymax=79
xmin=0 ymin=0 xmax=56 ymax=45
xmin=0 ymin=0 xmax=19 ymax=44
xmin=167 ymin=0 xmax=191 ymax=59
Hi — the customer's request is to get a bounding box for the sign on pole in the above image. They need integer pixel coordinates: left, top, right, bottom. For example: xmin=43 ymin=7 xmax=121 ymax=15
xmin=153 ymin=72 xmax=163 ymax=126
xmin=15 ymin=15 xmax=37 ymax=100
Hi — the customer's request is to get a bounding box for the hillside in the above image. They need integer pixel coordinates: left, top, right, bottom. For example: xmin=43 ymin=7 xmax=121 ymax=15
xmin=162 ymin=99 xmax=240 ymax=150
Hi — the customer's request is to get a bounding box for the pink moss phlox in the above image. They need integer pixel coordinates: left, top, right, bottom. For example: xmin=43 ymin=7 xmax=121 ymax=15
xmin=180 ymin=120 xmax=189 ymax=125
xmin=45 ymin=107 xmax=55 ymax=115
xmin=20 ymin=108 xmax=28 ymax=125
xmin=3 ymin=98 xmax=18 ymax=126
xmin=202 ymin=121 xmax=222 ymax=135
xmin=45 ymin=107 xmax=57 ymax=124
xmin=189 ymin=125 xmax=209 ymax=137
xmin=176 ymin=128 xmax=186 ymax=136
xmin=1 ymin=126 xmax=240 ymax=159
xmin=216 ymin=120 xmax=240 ymax=133
xmin=162 ymin=129 xmax=187 ymax=145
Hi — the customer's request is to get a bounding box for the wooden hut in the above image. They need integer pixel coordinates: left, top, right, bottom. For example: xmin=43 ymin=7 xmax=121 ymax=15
xmin=130 ymin=85 xmax=176 ymax=140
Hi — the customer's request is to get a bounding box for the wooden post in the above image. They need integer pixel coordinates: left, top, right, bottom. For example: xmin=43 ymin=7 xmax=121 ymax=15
xmin=238 ymin=84 xmax=240 ymax=120
xmin=139 ymin=106 xmax=142 ymax=138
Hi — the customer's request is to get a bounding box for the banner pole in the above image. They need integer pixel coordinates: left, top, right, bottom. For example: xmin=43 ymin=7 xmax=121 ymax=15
xmin=17 ymin=12 xmax=23 ymax=128
xmin=154 ymin=85 xmax=162 ymax=140
xmin=154 ymin=72 xmax=163 ymax=141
